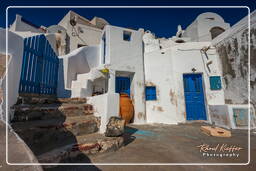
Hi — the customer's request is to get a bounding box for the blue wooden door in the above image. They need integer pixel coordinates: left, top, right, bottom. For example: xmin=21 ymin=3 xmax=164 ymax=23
xmin=19 ymin=35 xmax=59 ymax=95
xmin=183 ymin=74 xmax=207 ymax=120
xmin=116 ymin=77 xmax=130 ymax=96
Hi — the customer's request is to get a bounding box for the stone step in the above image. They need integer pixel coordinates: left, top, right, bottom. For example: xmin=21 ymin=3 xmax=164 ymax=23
xmin=17 ymin=96 xmax=87 ymax=105
xmin=37 ymin=133 xmax=124 ymax=164
xmin=12 ymin=115 xmax=100 ymax=135
xmin=11 ymin=115 xmax=100 ymax=155
xmin=57 ymin=98 xmax=87 ymax=104
xmin=12 ymin=103 xmax=93 ymax=122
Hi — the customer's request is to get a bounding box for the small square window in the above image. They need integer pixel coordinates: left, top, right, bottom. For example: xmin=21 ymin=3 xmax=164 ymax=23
xmin=210 ymin=76 xmax=222 ymax=90
xmin=145 ymin=86 xmax=157 ymax=100
xmin=123 ymin=31 xmax=131 ymax=41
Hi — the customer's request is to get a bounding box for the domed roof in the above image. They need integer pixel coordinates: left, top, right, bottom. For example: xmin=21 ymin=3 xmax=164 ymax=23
xmin=196 ymin=12 xmax=225 ymax=23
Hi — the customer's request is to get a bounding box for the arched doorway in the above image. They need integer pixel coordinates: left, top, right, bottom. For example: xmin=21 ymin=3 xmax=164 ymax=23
xmin=210 ymin=27 xmax=225 ymax=39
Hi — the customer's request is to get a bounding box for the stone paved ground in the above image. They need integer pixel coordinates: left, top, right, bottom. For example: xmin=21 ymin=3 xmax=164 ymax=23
xmin=45 ymin=123 xmax=256 ymax=171
xmin=1 ymin=122 xmax=256 ymax=171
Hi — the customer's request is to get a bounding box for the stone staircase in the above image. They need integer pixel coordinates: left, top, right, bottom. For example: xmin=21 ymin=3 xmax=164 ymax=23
xmin=70 ymin=69 xmax=106 ymax=98
xmin=71 ymin=71 xmax=93 ymax=98
xmin=11 ymin=96 xmax=124 ymax=164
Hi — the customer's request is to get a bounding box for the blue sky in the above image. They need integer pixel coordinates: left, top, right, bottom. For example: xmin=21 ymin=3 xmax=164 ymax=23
xmin=5 ymin=7 xmax=249 ymax=38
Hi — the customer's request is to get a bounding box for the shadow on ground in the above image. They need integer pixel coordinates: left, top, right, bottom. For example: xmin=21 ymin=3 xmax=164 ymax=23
xmin=10 ymin=100 xmax=100 ymax=170
xmin=123 ymin=126 xmax=138 ymax=146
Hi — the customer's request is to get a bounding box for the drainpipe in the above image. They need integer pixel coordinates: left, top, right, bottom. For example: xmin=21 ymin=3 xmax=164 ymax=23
xmin=201 ymin=46 xmax=210 ymax=59
xmin=200 ymin=46 xmax=213 ymax=76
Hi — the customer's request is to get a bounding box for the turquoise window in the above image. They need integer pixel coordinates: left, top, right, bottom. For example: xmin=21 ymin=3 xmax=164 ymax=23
xmin=210 ymin=76 xmax=222 ymax=90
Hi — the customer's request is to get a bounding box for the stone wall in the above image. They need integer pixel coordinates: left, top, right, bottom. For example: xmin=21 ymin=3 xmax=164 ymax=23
xmin=250 ymin=25 xmax=256 ymax=108
xmin=213 ymin=11 xmax=256 ymax=109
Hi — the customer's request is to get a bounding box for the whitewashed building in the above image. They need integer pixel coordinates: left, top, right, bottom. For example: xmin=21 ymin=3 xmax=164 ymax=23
xmin=56 ymin=10 xmax=109 ymax=54
xmin=57 ymin=12 xmax=256 ymax=131
xmin=1 ymin=11 xmax=255 ymax=133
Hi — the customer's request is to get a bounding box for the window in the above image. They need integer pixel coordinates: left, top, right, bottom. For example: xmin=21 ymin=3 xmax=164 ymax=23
xmin=175 ymin=39 xmax=185 ymax=43
xmin=209 ymin=76 xmax=222 ymax=90
xmin=77 ymin=44 xmax=87 ymax=48
xmin=145 ymin=86 xmax=157 ymax=100
xmin=205 ymin=17 xmax=215 ymax=20
xmin=123 ymin=31 xmax=132 ymax=41
xmin=210 ymin=27 xmax=225 ymax=39
xmin=102 ymin=33 xmax=106 ymax=64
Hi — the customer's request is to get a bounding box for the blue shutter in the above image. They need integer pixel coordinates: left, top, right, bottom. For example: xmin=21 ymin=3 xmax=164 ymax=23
xmin=145 ymin=86 xmax=157 ymax=100
xmin=209 ymin=76 xmax=222 ymax=90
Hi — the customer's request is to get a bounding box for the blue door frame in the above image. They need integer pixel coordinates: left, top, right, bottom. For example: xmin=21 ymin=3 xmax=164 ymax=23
xmin=115 ymin=77 xmax=130 ymax=96
xmin=183 ymin=74 xmax=207 ymax=120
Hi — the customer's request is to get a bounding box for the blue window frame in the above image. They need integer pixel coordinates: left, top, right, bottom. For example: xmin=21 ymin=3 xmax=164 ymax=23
xmin=209 ymin=76 xmax=222 ymax=90
xmin=145 ymin=86 xmax=157 ymax=100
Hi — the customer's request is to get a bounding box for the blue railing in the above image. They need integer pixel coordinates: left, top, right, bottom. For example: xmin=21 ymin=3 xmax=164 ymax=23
xmin=19 ymin=35 xmax=59 ymax=95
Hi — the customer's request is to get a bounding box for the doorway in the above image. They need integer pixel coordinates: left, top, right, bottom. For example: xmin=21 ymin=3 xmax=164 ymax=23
xmin=183 ymin=73 xmax=207 ymax=120
xmin=115 ymin=77 xmax=130 ymax=96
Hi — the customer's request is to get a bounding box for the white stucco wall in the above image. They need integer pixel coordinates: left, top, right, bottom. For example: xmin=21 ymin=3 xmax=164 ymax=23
xmin=144 ymin=38 xmax=225 ymax=124
xmin=12 ymin=31 xmax=58 ymax=56
xmin=45 ymin=33 xmax=59 ymax=55
xmin=184 ymin=12 xmax=230 ymax=42
xmin=171 ymin=42 xmax=225 ymax=122
xmin=58 ymin=12 xmax=103 ymax=53
xmin=87 ymin=92 xmax=119 ymax=133
xmin=102 ymin=25 xmax=146 ymax=124
xmin=9 ymin=15 xmax=44 ymax=33
xmin=0 ymin=29 xmax=24 ymax=121
xmin=47 ymin=25 xmax=68 ymax=56
xmin=57 ymin=45 xmax=100 ymax=98
xmin=144 ymin=47 xmax=178 ymax=124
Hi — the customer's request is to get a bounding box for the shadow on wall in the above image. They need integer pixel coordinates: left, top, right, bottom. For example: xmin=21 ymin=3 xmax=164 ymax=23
xmin=57 ymin=58 xmax=71 ymax=98
xmin=10 ymin=99 xmax=99 ymax=170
